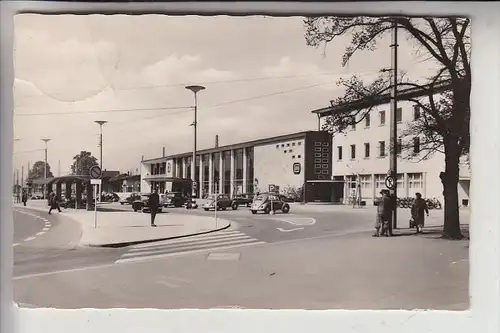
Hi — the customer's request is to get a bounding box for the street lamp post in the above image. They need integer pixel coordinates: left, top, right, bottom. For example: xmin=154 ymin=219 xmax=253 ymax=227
xmin=41 ymin=138 xmax=51 ymax=200
xmin=389 ymin=20 xmax=399 ymax=231
xmin=94 ymin=121 xmax=108 ymax=172
xmin=185 ymin=85 xmax=206 ymax=198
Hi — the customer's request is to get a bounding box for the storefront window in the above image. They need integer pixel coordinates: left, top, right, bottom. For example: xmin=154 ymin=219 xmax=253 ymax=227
xmin=234 ymin=149 xmax=244 ymax=195
xmin=212 ymin=152 xmax=220 ymax=194
xmin=186 ymin=156 xmax=192 ymax=180
xmin=245 ymin=147 xmax=254 ymax=193
xmin=222 ymin=151 xmax=231 ymax=195
xmin=195 ymin=156 xmax=200 ymax=185
xmin=202 ymin=154 xmax=210 ymax=196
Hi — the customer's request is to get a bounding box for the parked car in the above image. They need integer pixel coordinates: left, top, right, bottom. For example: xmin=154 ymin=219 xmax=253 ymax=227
xmin=164 ymin=192 xmax=189 ymax=208
xmin=132 ymin=194 xmax=163 ymax=213
xmin=250 ymin=192 xmax=290 ymax=214
xmin=231 ymin=193 xmax=254 ymax=208
xmin=202 ymin=194 xmax=233 ymax=211
xmin=120 ymin=193 xmax=141 ymax=205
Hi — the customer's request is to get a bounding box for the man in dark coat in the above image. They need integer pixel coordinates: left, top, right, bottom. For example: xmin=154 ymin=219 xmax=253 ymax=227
xmin=21 ymin=190 xmax=28 ymax=206
xmin=411 ymin=192 xmax=429 ymax=233
xmin=48 ymin=191 xmax=61 ymax=214
xmin=148 ymin=189 xmax=160 ymax=227
xmin=374 ymin=189 xmax=392 ymax=237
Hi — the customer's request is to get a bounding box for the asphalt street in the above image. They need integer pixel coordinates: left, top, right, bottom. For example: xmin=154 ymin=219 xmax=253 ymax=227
xmin=12 ymin=203 xmax=470 ymax=309
xmin=13 ymin=207 xmax=122 ymax=278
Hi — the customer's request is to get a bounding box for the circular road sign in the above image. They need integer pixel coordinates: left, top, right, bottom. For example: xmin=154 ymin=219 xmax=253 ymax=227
xmin=89 ymin=165 xmax=102 ymax=179
xmin=385 ymin=175 xmax=395 ymax=190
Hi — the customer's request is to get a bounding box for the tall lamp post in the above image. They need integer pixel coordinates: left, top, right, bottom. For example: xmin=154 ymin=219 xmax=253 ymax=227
xmin=95 ymin=121 xmax=108 ymax=172
xmin=185 ymin=85 xmax=206 ymax=198
xmin=41 ymin=138 xmax=51 ymax=200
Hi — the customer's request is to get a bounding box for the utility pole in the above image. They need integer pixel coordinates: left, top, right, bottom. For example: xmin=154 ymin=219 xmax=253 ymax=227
xmin=95 ymin=121 xmax=107 ymax=172
xmin=186 ymin=85 xmax=206 ymax=199
xmin=21 ymin=165 xmax=24 ymax=190
xmin=58 ymin=160 xmax=61 ymax=177
xmin=42 ymin=138 xmax=51 ymax=200
xmin=16 ymin=169 xmax=19 ymax=200
xmin=389 ymin=19 xmax=399 ymax=230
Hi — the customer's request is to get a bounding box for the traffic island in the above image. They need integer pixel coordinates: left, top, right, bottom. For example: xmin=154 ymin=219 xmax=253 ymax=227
xmin=69 ymin=210 xmax=231 ymax=248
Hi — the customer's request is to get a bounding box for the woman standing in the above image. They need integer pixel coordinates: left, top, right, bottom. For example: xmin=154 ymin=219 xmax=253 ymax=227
xmin=411 ymin=192 xmax=429 ymax=233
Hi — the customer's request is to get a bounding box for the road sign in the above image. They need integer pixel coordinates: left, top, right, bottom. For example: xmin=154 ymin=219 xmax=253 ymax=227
xmin=89 ymin=165 xmax=102 ymax=179
xmin=269 ymin=184 xmax=276 ymax=192
xmin=293 ymin=162 xmax=301 ymax=175
xmin=90 ymin=179 xmax=102 ymax=185
xmin=385 ymin=175 xmax=396 ymax=190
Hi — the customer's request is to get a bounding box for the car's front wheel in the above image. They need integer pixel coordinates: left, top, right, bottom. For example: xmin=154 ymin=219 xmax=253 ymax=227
xmin=264 ymin=206 xmax=271 ymax=214
xmin=282 ymin=205 xmax=290 ymax=214
xmin=231 ymin=203 xmax=238 ymax=210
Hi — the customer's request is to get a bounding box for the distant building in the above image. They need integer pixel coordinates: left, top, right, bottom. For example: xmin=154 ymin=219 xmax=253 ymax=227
xmin=311 ymin=82 xmax=471 ymax=206
xmin=140 ymin=131 xmax=335 ymax=202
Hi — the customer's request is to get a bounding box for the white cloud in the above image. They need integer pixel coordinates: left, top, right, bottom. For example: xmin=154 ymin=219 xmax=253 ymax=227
xmin=261 ymin=56 xmax=323 ymax=77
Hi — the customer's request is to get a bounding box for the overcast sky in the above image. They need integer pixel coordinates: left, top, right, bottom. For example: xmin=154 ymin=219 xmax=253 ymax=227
xmin=13 ymin=14 xmax=437 ymax=177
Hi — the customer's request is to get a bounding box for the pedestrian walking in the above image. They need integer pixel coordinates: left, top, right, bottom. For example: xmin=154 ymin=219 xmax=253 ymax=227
xmin=148 ymin=189 xmax=160 ymax=227
xmin=48 ymin=191 xmax=61 ymax=214
xmin=21 ymin=190 xmax=28 ymax=206
xmin=374 ymin=189 xmax=393 ymax=237
xmin=410 ymin=192 xmax=429 ymax=234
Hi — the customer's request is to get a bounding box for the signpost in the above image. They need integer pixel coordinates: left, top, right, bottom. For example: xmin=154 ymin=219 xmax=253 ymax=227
xmin=89 ymin=166 xmax=102 ymax=228
xmin=385 ymin=175 xmax=396 ymax=191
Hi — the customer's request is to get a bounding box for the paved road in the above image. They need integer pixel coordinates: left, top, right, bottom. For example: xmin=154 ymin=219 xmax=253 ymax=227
xmin=13 ymin=208 xmax=123 ymax=279
xmin=13 ymin=228 xmax=469 ymax=310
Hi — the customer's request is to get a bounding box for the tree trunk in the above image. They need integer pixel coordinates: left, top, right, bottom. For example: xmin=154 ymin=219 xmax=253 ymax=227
xmin=442 ymin=140 xmax=463 ymax=239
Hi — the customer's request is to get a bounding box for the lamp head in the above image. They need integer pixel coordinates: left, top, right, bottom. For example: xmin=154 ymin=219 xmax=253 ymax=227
xmin=95 ymin=121 xmax=108 ymax=126
xmin=185 ymin=85 xmax=206 ymax=94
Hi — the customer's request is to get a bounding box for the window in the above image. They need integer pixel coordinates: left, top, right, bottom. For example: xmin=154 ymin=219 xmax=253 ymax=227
xmin=408 ymin=173 xmax=423 ymax=189
xmin=350 ymin=144 xmax=356 ymax=159
xmin=287 ymin=143 xmax=290 ymax=147
xmin=292 ymin=155 xmax=296 ymax=159
xmin=314 ymin=141 xmax=322 ymax=146
xmin=276 ymin=145 xmax=279 ymax=149
xmin=298 ymin=141 xmax=302 ymax=146
xmin=315 ymin=158 xmax=321 ymax=163
xmin=360 ymin=175 xmax=372 ymax=189
xmin=397 ymin=139 xmax=402 ymax=155
xmin=396 ymin=174 xmax=404 ymax=189
xmin=413 ymin=137 xmax=421 ymax=154
xmin=337 ymin=146 xmax=343 ymax=160
xmin=364 ymin=143 xmax=370 ymax=158
xmin=281 ymin=144 xmax=284 ymax=148
xmin=379 ymin=111 xmax=386 ymax=125
xmin=297 ymin=155 xmax=301 ymax=158
xmin=292 ymin=142 xmax=296 ymax=146
xmin=350 ymin=116 xmax=356 ymax=130
xmin=413 ymin=105 xmax=421 ymax=120
xmin=284 ymin=150 xmax=287 ymax=154
xmin=365 ymin=113 xmax=371 ymax=127
xmin=378 ymin=141 xmax=386 ymax=157
xmin=396 ymin=107 xmax=402 ymax=123
xmin=375 ymin=174 xmax=385 ymax=189
xmin=315 ymin=153 xmax=321 ymax=157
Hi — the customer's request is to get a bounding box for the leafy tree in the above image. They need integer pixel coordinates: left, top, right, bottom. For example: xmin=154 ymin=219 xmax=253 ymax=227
xmin=28 ymin=160 xmax=54 ymax=179
xmin=71 ymin=151 xmax=98 ymax=176
xmin=304 ymin=16 xmax=470 ymax=239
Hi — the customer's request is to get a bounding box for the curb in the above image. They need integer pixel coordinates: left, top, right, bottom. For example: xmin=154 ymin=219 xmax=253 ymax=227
xmin=82 ymin=221 xmax=232 ymax=248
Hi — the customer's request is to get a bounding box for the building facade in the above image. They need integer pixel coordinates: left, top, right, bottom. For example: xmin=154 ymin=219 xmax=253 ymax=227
xmin=312 ymin=84 xmax=471 ymax=206
xmin=140 ymin=131 xmax=334 ymax=202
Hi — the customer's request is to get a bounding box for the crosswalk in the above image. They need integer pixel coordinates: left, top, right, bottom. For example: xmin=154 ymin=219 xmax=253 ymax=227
xmin=114 ymin=230 xmax=265 ymax=264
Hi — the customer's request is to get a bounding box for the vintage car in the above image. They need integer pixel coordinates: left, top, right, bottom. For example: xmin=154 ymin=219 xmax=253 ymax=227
xmin=132 ymin=194 xmax=163 ymax=213
xmin=164 ymin=192 xmax=189 ymax=208
xmin=202 ymin=194 xmax=234 ymax=211
xmin=231 ymin=193 xmax=254 ymax=208
xmin=250 ymin=192 xmax=290 ymax=214
xmin=119 ymin=192 xmax=141 ymax=205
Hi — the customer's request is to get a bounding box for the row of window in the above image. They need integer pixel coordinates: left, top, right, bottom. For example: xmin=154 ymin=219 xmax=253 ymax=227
xmin=346 ymin=173 xmax=424 ymax=190
xmin=276 ymin=141 xmax=302 ymax=149
xmin=337 ymin=137 xmax=421 ymax=160
xmin=349 ymin=105 xmax=421 ymax=130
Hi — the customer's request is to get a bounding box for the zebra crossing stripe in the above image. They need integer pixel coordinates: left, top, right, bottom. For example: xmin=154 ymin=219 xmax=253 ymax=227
xmin=115 ymin=241 xmax=266 ymax=264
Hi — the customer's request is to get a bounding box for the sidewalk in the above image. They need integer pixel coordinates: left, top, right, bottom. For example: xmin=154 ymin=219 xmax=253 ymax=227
xmin=13 ymin=200 xmax=231 ymax=248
